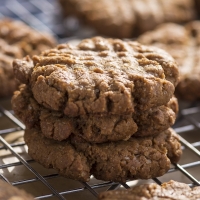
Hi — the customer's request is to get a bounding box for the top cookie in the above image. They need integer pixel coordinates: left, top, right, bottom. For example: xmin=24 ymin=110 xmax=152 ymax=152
xmin=13 ymin=37 xmax=179 ymax=116
xmin=138 ymin=21 xmax=200 ymax=101
xmin=59 ymin=0 xmax=196 ymax=38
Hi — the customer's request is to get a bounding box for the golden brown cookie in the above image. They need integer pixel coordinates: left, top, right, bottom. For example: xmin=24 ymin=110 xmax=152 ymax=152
xmin=0 ymin=18 xmax=57 ymax=97
xmin=0 ymin=18 xmax=56 ymax=56
xmin=0 ymin=39 xmax=22 ymax=97
xmin=59 ymin=0 xmax=196 ymax=38
xmin=13 ymin=37 xmax=179 ymax=116
xmin=99 ymin=180 xmax=200 ymax=200
xmin=138 ymin=21 xmax=200 ymax=101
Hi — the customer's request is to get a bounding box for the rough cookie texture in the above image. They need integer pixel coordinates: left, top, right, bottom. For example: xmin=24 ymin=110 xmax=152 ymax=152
xmin=0 ymin=179 xmax=34 ymax=200
xmin=138 ymin=21 xmax=200 ymax=101
xmin=25 ymin=128 xmax=181 ymax=182
xmin=98 ymin=180 xmax=200 ymax=200
xmin=133 ymin=96 xmax=178 ymax=137
xmin=59 ymin=0 xmax=196 ymax=38
xmin=12 ymin=84 xmax=178 ymax=142
xmin=24 ymin=129 xmax=91 ymax=182
xmin=71 ymin=128 xmax=182 ymax=182
xmin=0 ymin=18 xmax=56 ymax=97
xmin=13 ymin=37 xmax=179 ymax=116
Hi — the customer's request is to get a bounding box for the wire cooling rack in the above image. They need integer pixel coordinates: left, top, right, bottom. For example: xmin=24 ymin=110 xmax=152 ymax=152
xmin=0 ymin=99 xmax=200 ymax=200
xmin=0 ymin=0 xmax=200 ymax=199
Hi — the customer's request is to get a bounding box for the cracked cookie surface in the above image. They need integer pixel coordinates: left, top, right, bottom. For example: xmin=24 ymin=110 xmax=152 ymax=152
xmin=13 ymin=37 xmax=179 ymax=116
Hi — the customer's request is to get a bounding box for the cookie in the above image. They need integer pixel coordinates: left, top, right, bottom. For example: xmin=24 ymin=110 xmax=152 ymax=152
xmin=24 ymin=128 xmax=182 ymax=182
xmin=0 ymin=179 xmax=34 ymax=200
xmin=13 ymin=37 xmax=179 ymax=116
xmin=0 ymin=39 xmax=22 ymax=97
xmin=0 ymin=18 xmax=56 ymax=56
xmin=59 ymin=0 xmax=196 ymax=38
xmin=138 ymin=21 xmax=200 ymax=101
xmin=12 ymin=84 xmax=178 ymax=142
xmin=160 ymin=0 xmax=196 ymax=23
xmin=59 ymin=0 xmax=135 ymax=38
xmin=98 ymin=180 xmax=200 ymax=200
xmin=0 ymin=18 xmax=56 ymax=97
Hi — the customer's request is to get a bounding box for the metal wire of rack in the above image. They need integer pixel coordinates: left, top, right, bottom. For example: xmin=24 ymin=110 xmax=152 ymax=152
xmin=0 ymin=0 xmax=200 ymax=199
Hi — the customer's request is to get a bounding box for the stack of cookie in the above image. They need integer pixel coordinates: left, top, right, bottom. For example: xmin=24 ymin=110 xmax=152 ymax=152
xmin=0 ymin=18 xmax=56 ymax=97
xmin=12 ymin=37 xmax=182 ymax=182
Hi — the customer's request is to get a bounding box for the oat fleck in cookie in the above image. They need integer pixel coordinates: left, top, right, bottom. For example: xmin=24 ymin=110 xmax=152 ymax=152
xmin=13 ymin=37 xmax=179 ymax=116
xmin=0 ymin=179 xmax=34 ymax=200
xmin=12 ymin=84 xmax=178 ymax=142
xmin=138 ymin=21 xmax=200 ymax=101
xmin=0 ymin=18 xmax=56 ymax=97
xmin=59 ymin=0 xmax=196 ymax=38
xmin=24 ymin=128 xmax=182 ymax=182
xmin=99 ymin=180 xmax=200 ymax=200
